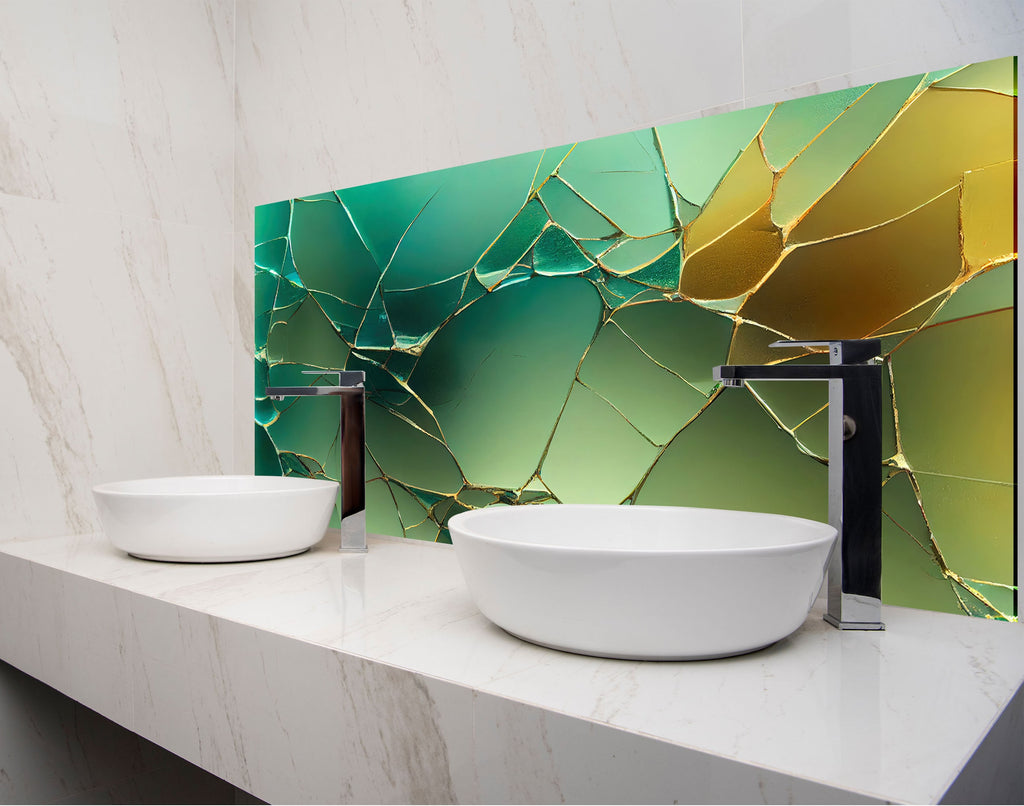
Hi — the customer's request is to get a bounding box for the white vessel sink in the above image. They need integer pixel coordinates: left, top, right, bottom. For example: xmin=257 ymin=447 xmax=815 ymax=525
xmin=448 ymin=504 xmax=837 ymax=661
xmin=93 ymin=475 xmax=338 ymax=562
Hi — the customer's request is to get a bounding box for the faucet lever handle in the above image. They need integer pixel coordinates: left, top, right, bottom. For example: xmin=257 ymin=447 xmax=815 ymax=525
xmin=769 ymin=340 xmax=832 ymax=349
xmin=769 ymin=339 xmax=880 ymax=365
xmin=302 ymin=370 xmax=342 ymax=385
xmin=301 ymin=370 xmax=366 ymax=387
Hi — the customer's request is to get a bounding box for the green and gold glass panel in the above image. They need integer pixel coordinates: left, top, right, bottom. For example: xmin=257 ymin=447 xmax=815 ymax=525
xmin=256 ymin=57 xmax=1017 ymax=620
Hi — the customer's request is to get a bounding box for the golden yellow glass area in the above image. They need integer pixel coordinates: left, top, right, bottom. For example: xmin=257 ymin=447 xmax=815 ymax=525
xmin=788 ymin=88 xmax=1014 ymax=244
xmin=680 ymin=201 xmax=783 ymax=300
xmin=961 ymin=159 xmax=1016 ymax=273
xmin=739 ymin=186 xmax=962 ymax=339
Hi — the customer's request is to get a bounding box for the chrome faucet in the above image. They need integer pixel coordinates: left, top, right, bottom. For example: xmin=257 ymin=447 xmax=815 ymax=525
xmin=713 ymin=340 xmax=884 ymax=630
xmin=265 ymin=370 xmax=367 ymax=553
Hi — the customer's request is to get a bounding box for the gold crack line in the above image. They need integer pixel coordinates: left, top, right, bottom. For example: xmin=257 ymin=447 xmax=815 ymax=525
xmin=530 ymin=307 xmax=608 ymax=483
xmin=597 ymin=235 xmax=681 ymax=278
xmin=881 ymin=506 xmax=933 ymax=557
xmin=547 ymin=174 xmax=628 ymax=236
xmin=782 ymin=81 xmax=929 ymax=239
xmin=753 ymin=103 xmax=779 ymax=171
xmin=532 ymin=143 xmax=577 ymax=195
xmin=626 ymin=386 xmax=725 ymax=503
xmin=373 ymin=468 xmax=464 ymax=510
xmin=615 ymin=287 xmax=683 ymax=310
xmin=891 ymin=467 xmax=1004 ymax=617
xmin=743 ymin=383 xmax=828 ymax=465
xmin=277 ymin=451 xmax=329 ymax=477
xmin=354 ymin=356 xmax=462 ymax=476
xmin=792 ymin=401 xmax=829 ymax=432
xmin=384 ymin=269 xmax=476 ymax=295
xmin=475 ymin=227 xmax=546 ymax=292
xmin=949 ymin=573 xmax=1014 ymax=620
xmin=351 ymin=188 xmax=442 ymax=345
xmin=603 ymin=317 xmax=709 ymax=398
xmin=867 ymin=289 xmax=950 ymax=338
xmin=785 ymin=181 xmax=961 ymax=249
xmin=337 ymin=196 xmax=387 ymax=279
xmin=740 ymin=182 xmax=963 ymax=308
xmin=962 ymin=577 xmax=1018 ymax=591
xmin=903 ymin=468 xmax=1014 ymax=486
xmin=932 ymin=84 xmax=1019 ymax=100
xmin=574 ymin=377 xmax=662 ymax=449
xmin=529 ymin=145 xmax=566 ymax=195
xmin=475 ymin=197 xmax=546 ymax=274
xmin=255 ymin=237 xmax=289 ymax=277
xmin=650 ymin=127 xmax=686 ymax=230
xmin=887 ymin=305 xmax=1015 ymax=357
xmin=774 ymin=83 xmax=874 ymax=173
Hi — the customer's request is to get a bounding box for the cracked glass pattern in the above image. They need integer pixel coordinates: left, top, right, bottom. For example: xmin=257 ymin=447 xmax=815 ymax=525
xmin=255 ymin=57 xmax=1017 ymax=619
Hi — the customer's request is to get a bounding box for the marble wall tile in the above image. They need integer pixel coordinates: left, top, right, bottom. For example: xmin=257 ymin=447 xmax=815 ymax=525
xmin=0 ymin=0 xmax=234 ymax=228
xmin=0 ymin=193 xmax=234 ymax=540
xmin=233 ymin=0 xmax=745 ymax=213
xmin=742 ymin=0 xmax=1023 ymax=100
xmin=0 ymin=0 xmax=236 ymax=539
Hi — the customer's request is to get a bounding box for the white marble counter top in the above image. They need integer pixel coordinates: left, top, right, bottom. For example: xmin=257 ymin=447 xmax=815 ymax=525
xmin=0 ymin=531 xmax=1021 ymax=804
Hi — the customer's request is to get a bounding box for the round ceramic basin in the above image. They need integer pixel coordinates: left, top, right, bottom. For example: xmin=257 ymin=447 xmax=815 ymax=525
xmin=93 ymin=475 xmax=338 ymax=562
xmin=448 ymin=504 xmax=837 ymax=661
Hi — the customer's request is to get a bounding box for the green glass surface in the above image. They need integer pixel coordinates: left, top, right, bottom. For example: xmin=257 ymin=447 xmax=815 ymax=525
xmin=627 ymin=246 xmax=682 ymax=290
xmin=541 ymin=383 xmax=659 ymax=503
xmin=255 ymin=57 xmax=1016 ymax=619
xmin=931 ymin=260 xmax=1014 ymax=325
xmin=656 ymin=105 xmax=773 ymax=208
xmin=532 ymin=226 xmax=594 ymax=275
xmin=881 ymin=471 xmax=963 ymax=615
xmin=557 ymin=130 xmax=675 ymax=236
xmin=761 ymin=86 xmax=869 ymax=169
xmin=634 ymin=389 xmax=828 ymax=521
xmin=611 ymin=300 xmax=733 ymax=395
xmin=891 ymin=309 xmax=1012 ymax=482
xmin=411 ymin=275 xmax=602 ymax=490
xmin=266 ymin=296 xmax=349 ymax=369
xmin=916 ymin=473 xmax=1014 ymax=589
xmin=934 ymin=56 xmax=1016 ymax=94
xmin=254 ymin=199 xmax=291 ymax=244
xmin=578 ymin=321 xmax=709 ymax=445
xmin=538 ymin=177 xmax=619 ymax=241
xmin=475 ymin=199 xmax=548 ymax=286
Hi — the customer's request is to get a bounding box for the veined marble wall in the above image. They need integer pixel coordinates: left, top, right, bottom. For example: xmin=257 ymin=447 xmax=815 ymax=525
xmin=0 ymin=1 xmax=236 ymax=802
xmin=0 ymin=0 xmax=235 ymax=542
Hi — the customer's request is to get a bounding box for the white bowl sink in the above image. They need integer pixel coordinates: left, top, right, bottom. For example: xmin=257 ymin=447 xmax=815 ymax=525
xmin=93 ymin=475 xmax=338 ymax=562
xmin=448 ymin=504 xmax=837 ymax=661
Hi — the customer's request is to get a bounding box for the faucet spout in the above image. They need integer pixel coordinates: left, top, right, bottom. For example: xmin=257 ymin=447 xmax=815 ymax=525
xmin=714 ymin=339 xmax=884 ymax=631
xmin=264 ymin=370 xmax=367 ymax=554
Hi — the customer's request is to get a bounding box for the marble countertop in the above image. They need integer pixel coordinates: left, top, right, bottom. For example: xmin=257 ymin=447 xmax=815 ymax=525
xmin=1 ymin=530 xmax=1022 ymax=804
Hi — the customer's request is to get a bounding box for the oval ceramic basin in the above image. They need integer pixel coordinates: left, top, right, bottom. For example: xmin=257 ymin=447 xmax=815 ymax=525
xmin=448 ymin=504 xmax=837 ymax=661
xmin=93 ymin=475 xmax=338 ymax=562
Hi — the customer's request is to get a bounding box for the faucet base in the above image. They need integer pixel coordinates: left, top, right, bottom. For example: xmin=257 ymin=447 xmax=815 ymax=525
xmin=823 ymin=614 xmax=886 ymax=631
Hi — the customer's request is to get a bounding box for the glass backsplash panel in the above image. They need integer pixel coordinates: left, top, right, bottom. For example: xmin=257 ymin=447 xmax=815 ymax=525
xmin=255 ymin=57 xmax=1017 ymax=619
